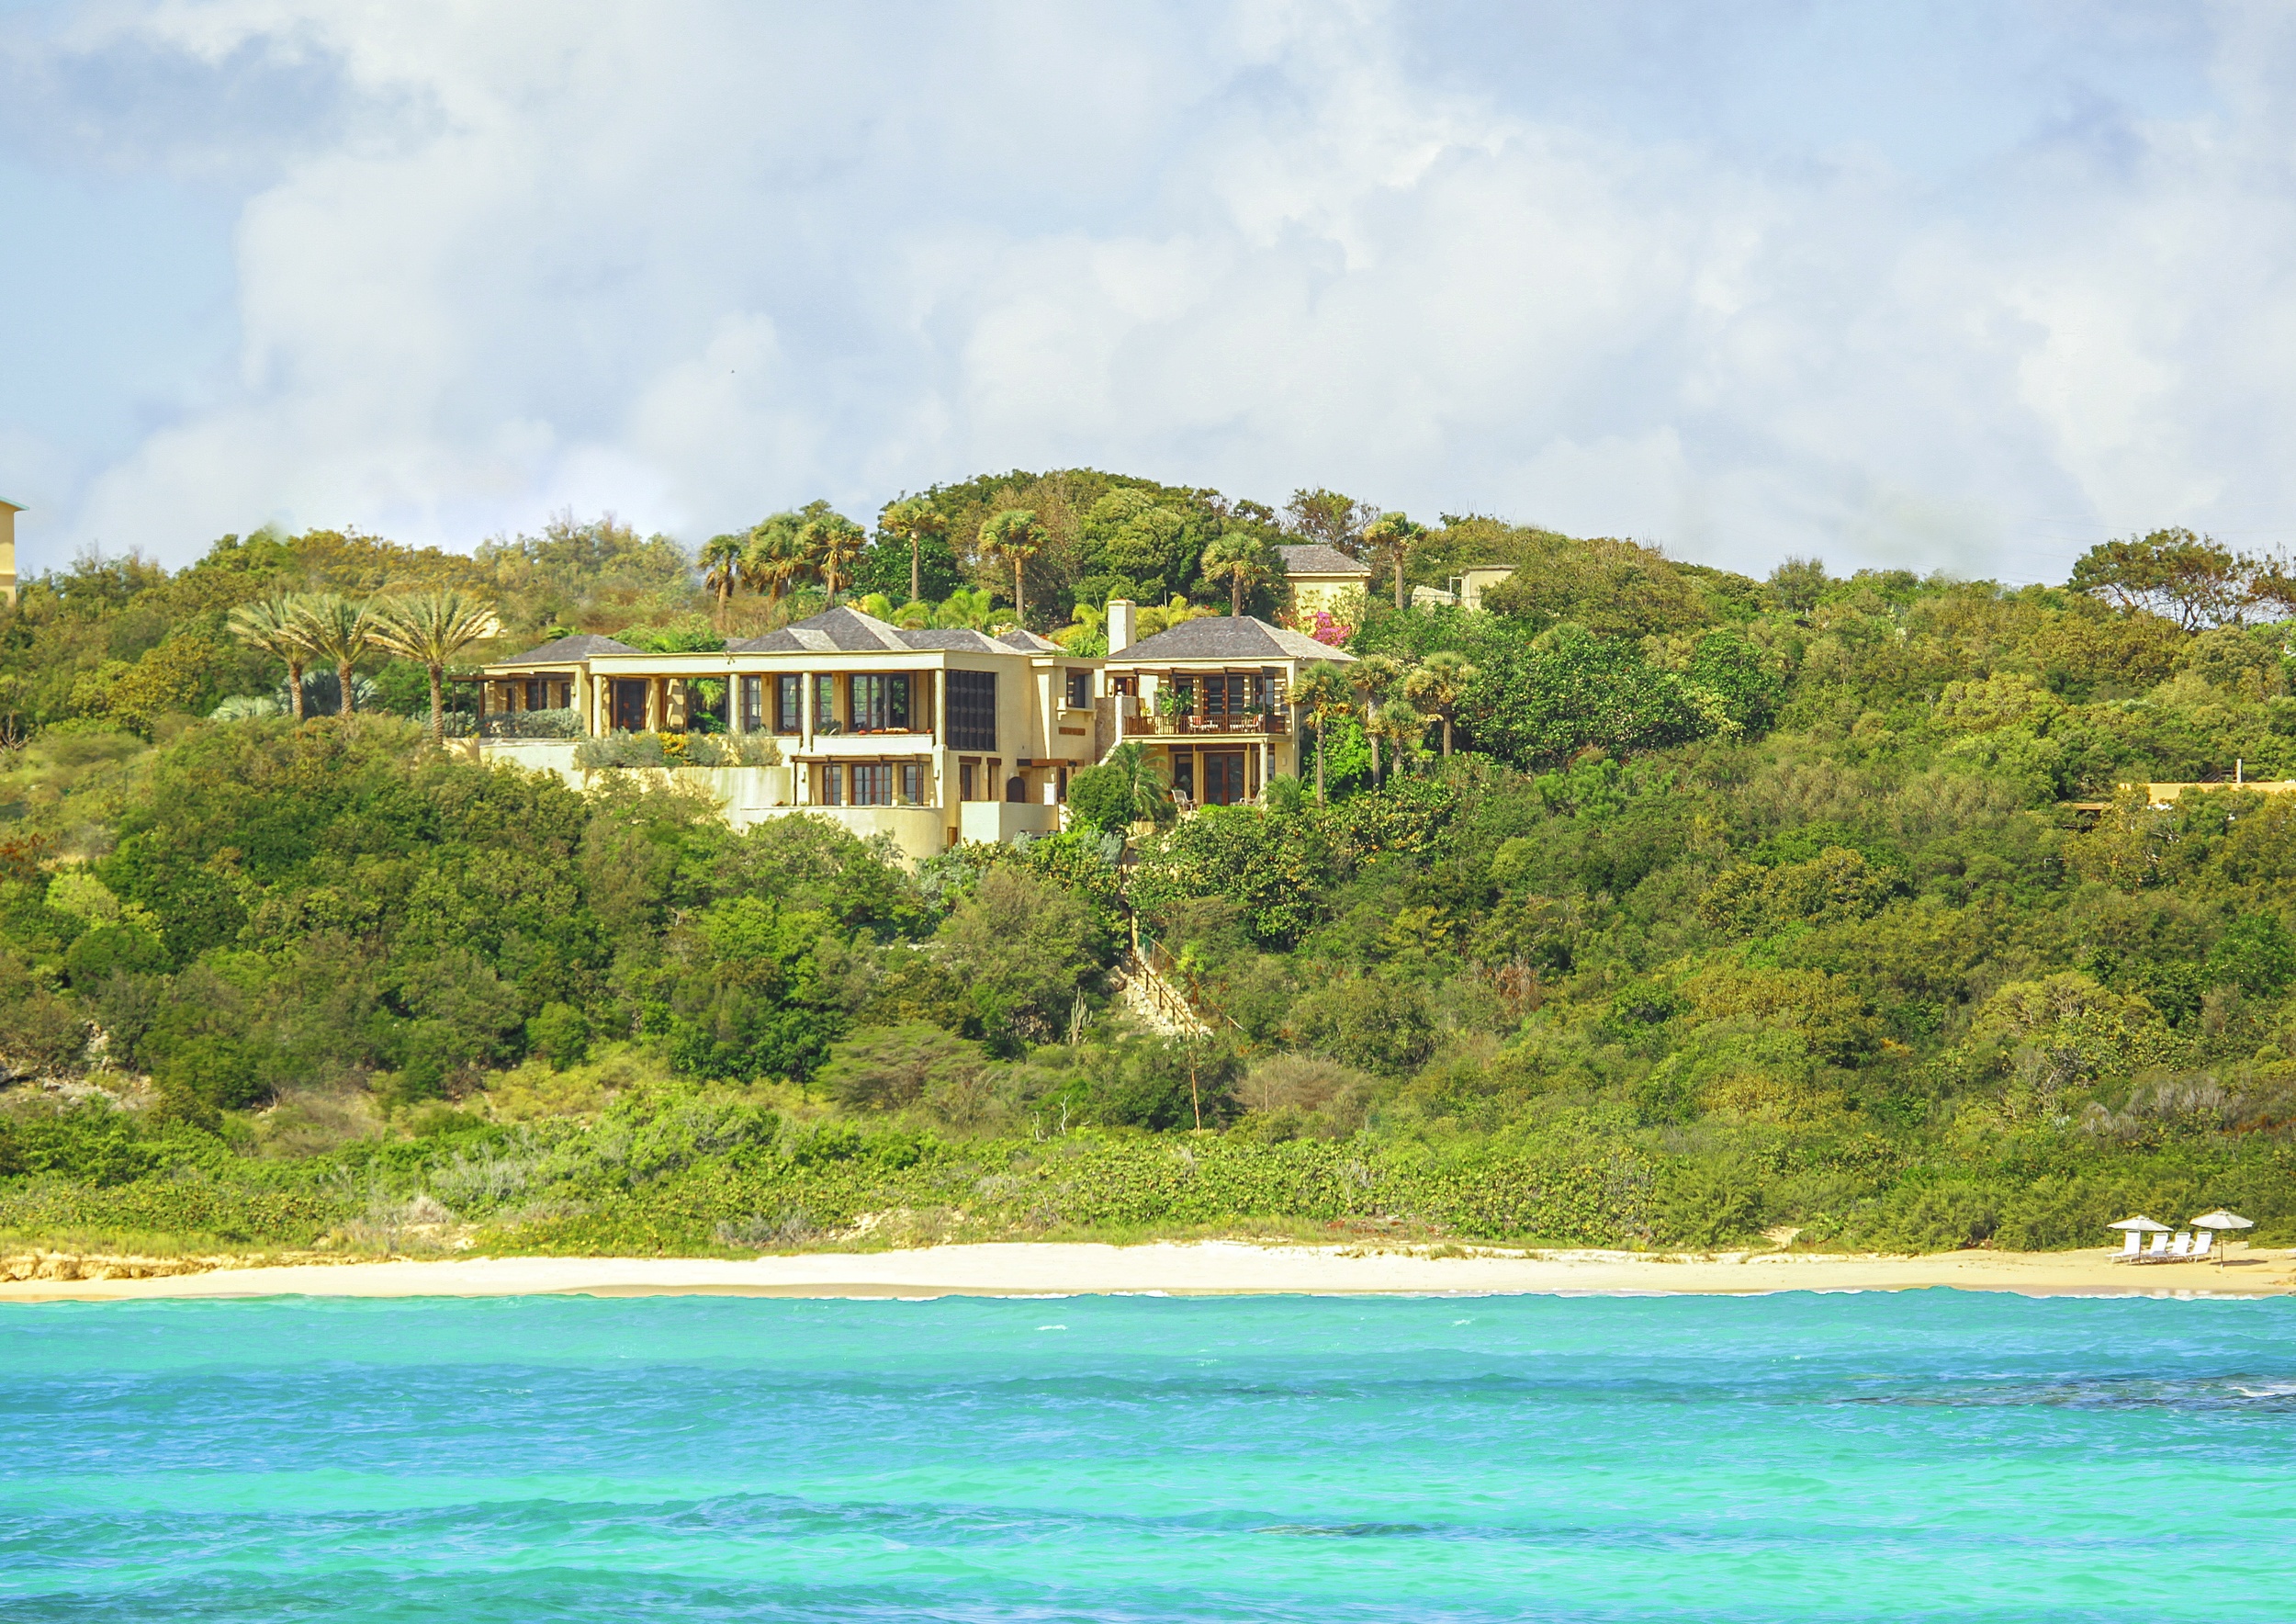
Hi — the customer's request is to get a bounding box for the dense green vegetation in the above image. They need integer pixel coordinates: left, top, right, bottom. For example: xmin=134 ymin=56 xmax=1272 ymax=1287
xmin=3 ymin=494 xmax=2293 ymax=1257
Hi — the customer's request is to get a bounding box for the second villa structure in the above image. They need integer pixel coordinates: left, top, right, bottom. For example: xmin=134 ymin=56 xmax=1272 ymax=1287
xmin=473 ymin=600 xmax=1354 ymax=861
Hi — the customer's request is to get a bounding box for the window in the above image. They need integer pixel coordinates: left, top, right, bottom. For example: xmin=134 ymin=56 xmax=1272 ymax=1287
xmin=1006 ymin=773 xmax=1027 ymax=803
xmin=1057 ymin=767 xmax=1068 ymax=802
xmin=851 ymin=762 xmax=894 ymax=806
xmin=1204 ymin=751 xmax=1247 ymax=806
xmin=775 ymin=674 xmax=803 ymax=734
xmin=820 ymin=763 xmax=843 ymax=806
xmin=900 ymin=761 xmax=923 ymax=805
xmin=524 ymin=679 xmax=544 ymax=711
xmin=814 ymin=673 xmax=839 ymax=734
xmin=1171 ymin=750 xmax=1195 ymax=800
xmin=1064 ymin=669 xmax=1091 ymax=709
xmin=739 ymin=675 xmax=763 ymax=733
xmin=960 ymin=761 xmax=977 ymax=801
xmin=851 ymin=672 xmax=912 ymax=731
xmin=611 ymin=679 xmax=648 ymax=732
xmin=1204 ymin=673 xmax=1245 ymax=718
xmin=947 ymin=670 xmax=996 ymax=750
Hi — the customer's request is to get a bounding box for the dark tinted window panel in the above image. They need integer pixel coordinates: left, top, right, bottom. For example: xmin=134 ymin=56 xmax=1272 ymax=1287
xmin=947 ymin=671 xmax=997 ymax=750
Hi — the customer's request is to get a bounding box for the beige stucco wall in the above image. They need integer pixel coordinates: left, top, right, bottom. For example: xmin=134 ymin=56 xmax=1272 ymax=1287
xmin=0 ymin=502 xmax=17 ymax=606
xmin=1289 ymin=578 xmax=1367 ymax=620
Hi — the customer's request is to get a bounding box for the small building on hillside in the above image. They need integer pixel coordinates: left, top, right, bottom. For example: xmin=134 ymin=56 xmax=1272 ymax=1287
xmin=474 ymin=605 xmax=1106 ymax=862
xmin=1101 ymin=599 xmax=1356 ymax=806
xmin=1411 ymin=566 xmax=1516 ymax=611
xmin=1275 ymin=543 xmax=1371 ymax=619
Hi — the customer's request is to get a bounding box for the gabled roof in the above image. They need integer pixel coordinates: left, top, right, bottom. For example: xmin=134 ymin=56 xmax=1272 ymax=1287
xmin=1275 ymin=543 xmax=1368 ymax=577
xmin=996 ymin=627 xmax=1064 ymax=653
xmin=502 ymin=632 xmax=636 ymax=663
xmin=1114 ymin=615 xmax=1356 ymax=663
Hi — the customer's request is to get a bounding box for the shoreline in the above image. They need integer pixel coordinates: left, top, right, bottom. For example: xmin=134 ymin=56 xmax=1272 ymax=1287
xmin=3 ymin=1240 xmax=2292 ymax=1303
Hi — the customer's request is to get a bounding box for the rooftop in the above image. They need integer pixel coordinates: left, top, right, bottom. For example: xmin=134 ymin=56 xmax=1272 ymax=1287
xmin=502 ymin=632 xmax=637 ymax=663
xmin=1275 ymin=543 xmax=1368 ymax=577
xmin=731 ymin=605 xmax=1066 ymax=657
xmin=1115 ymin=615 xmax=1355 ymax=663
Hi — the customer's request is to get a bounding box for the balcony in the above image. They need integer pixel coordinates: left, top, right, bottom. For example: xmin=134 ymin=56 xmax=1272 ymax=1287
xmin=1123 ymin=709 xmax=1289 ymax=739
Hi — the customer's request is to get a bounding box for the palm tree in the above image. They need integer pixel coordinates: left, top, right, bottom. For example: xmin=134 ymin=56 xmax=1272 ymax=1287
xmin=1100 ymin=739 xmax=1177 ymax=829
xmin=296 ymin=593 xmax=377 ymax=716
xmin=1291 ymin=661 xmax=1354 ymax=806
xmin=1403 ymin=649 xmax=1478 ymax=755
xmin=799 ymin=513 xmax=867 ymax=602
xmin=979 ymin=508 xmax=1048 ymax=626
xmin=1352 ymin=652 xmax=1407 ymax=782
xmin=1369 ymin=699 xmax=1430 ymax=779
xmin=879 ymin=497 xmax=944 ymax=607
xmin=228 ymin=592 xmax=317 ymax=720
xmin=1364 ymin=511 xmax=1429 ymax=611
xmin=371 ymin=589 xmax=501 ymax=741
xmin=932 ymin=586 xmax=998 ymax=630
xmin=1200 ymin=532 xmax=1274 ymax=616
xmin=699 ymin=532 xmax=746 ymax=626
xmin=743 ymin=522 xmax=809 ymax=607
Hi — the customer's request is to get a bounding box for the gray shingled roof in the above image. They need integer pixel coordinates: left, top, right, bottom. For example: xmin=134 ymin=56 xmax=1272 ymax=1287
xmin=1275 ymin=543 xmax=1368 ymax=576
xmin=501 ymin=632 xmax=637 ymax=663
xmin=996 ymin=627 xmax=1063 ymax=652
xmin=733 ymin=605 xmax=914 ymax=654
xmin=898 ymin=628 xmax=1009 ymax=652
xmin=1114 ymin=615 xmax=1355 ymax=663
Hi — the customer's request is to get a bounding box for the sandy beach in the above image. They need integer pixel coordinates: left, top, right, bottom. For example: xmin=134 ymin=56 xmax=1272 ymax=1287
xmin=2 ymin=1240 xmax=2290 ymax=1303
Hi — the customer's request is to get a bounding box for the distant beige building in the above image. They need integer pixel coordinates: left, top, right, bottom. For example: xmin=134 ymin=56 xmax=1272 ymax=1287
xmin=1412 ymin=566 xmax=1515 ymax=611
xmin=0 ymin=498 xmax=18 ymax=605
xmin=1275 ymin=544 xmax=1371 ymax=619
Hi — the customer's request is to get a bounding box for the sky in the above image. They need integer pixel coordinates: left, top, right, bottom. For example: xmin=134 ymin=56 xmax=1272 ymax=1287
xmin=0 ymin=0 xmax=2290 ymax=585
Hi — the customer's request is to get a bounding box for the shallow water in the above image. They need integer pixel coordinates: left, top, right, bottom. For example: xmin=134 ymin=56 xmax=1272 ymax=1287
xmin=3 ymin=1291 xmax=2291 ymax=1620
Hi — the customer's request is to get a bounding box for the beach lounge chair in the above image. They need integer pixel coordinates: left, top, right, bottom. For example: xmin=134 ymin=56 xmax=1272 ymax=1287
xmin=2118 ymin=1231 xmax=2142 ymax=1258
xmin=2141 ymin=1232 xmax=2171 ymax=1260
xmin=2169 ymin=1232 xmax=2193 ymax=1257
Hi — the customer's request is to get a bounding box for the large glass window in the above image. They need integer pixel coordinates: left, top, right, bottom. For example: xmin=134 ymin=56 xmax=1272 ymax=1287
xmin=947 ymin=671 xmax=996 ymax=750
xmin=851 ymin=762 xmax=894 ymax=806
xmin=775 ymin=674 xmax=803 ymax=733
xmin=900 ymin=761 xmax=923 ymax=805
xmin=1064 ymin=669 xmax=1091 ymax=708
xmin=850 ymin=673 xmax=912 ymax=732
xmin=1204 ymin=751 xmax=1246 ymax=806
xmin=611 ymin=679 xmax=648 ymax=732
xmin=814 ymin=673 xmax=840 ymax=734
xmin=739 ymin=675 xmax=763 ymax=733
xmin=819 ymin=763 xmax=843 ymax=806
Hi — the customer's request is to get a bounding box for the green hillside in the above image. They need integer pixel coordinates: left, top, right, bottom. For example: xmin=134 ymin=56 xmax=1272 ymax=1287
xmin=2 ymin=495 xmax=2291 ymax=1257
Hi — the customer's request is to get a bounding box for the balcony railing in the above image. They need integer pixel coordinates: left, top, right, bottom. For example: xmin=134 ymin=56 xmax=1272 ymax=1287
xmin=1123 ymin=710 xmax=1289 ymax=738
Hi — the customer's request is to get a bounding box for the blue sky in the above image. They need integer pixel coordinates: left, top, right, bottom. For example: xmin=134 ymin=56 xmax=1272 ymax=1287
xmin=1 ymin=1 xmax=2288 ymax=583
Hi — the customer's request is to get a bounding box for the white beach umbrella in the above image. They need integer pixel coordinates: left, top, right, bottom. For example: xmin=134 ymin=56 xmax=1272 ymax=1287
xmin=2189 ymin=1211 xmax=2254 ymax=1230
xmin=2187 ymin=1211 xmax=2253 ymax=1266
xmin=2108 ymin=1215 xmax=2172 ymax=1232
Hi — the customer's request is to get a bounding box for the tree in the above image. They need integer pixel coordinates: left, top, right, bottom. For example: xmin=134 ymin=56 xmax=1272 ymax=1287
xmin=743 ymin=522 xmax=810 ymax=607
xmin=1364 ymin=511 xmax=1428 ymax=611
xmin=699 ymin=532 xmax=747 ymax=624
xmin=2069 ymin=529 xmax=2252 ymax=630
xmin=980 ymin=508 xmax=1049 ymax=626
xmin=1767 ymin=557 xmax=1829 ymax=616
xmin=1284 ymin=489 xmax=1375 ymax=551
xmin=1291 ymin=661 xmax=1355 ymax=806
xmin=370 ymin=589 xmax=501 ymax=741
xmin=937 ymin=867 xmax=1098 ymax=1053
xmin=798 ymin=512 xmax=867 ymax=603
xmin=1067 ymin=740 xmax=1176 ymax=833
xmin=1352 ymin=652 xmax=1407 ymax=781
xmin=295 ymin=594 xmax=377 ymax=716
xmin=1403 ymin=649 xmax=1477 ymax=755
xmin=227 ymin=593 xmax=316 ymax=721
xmin=1200 ymin=532 xmax=1274 ymax=616
xmin=1367 ymin=700 xmax=1428 ymax=783
xmin=878 ymin=497 xmax=945 ymax=606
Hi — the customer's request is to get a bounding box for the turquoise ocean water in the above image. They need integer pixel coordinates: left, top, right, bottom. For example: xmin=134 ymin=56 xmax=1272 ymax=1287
xmin=3 ymin=1291 xmax=2292 ymax=1620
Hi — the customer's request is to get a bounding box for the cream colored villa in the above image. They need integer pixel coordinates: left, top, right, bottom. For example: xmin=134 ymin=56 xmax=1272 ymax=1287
xmin=1275 ymin=543 xmax=1371 ymax=618
xmin=475 ymin=600 xmax=1354 ymax=859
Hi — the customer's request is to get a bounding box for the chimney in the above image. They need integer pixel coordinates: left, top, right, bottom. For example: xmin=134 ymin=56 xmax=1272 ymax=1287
xmin=0 ymin=499 xmax=17 ymax=606
xmin=1106 ymin=598 xmax=1136 ymax=655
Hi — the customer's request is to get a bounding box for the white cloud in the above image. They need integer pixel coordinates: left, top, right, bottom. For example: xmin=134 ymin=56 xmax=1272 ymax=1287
xmin=13 ymin=1 xmax=2296 ymax=581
